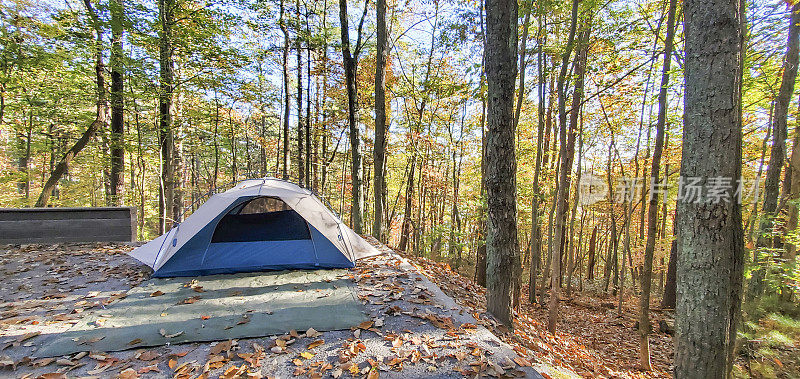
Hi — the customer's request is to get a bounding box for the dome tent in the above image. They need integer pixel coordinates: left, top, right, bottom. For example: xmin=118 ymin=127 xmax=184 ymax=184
xmin=129 ymin=178 xmax=381 ymax=277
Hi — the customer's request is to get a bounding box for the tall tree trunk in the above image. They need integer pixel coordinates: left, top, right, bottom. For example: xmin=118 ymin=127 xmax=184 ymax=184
xmin=280 ymin=0 xmax=290 ymax=180
xmin=548 ymin=0 xmax=581 ymax=333
xmin=37 ymin=0 xmax=107 ymax=207
xmin=297 ymin=0 xmax=305 ymax=186
xmin=109 ymin=0 xmax=124 ymax=205
xmin=157 ymin=0 xmax=176 ymax=233
xmin=639 ymin=0 xmax=676 ymax=369
xmin=373 ymin=0 xmax=388 ymax=240
xmin=529 ymin=8 xmax=546 ymax=304
xmin=675 ymin=0 xmax=745 ymax=376
xmin=484 ymin=0 xmax=518 ymax=327
xmin=339 ymin=0 xmax=364 ymax=233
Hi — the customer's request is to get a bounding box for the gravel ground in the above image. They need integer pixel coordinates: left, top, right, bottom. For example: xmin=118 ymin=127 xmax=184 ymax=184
xmin=0 ymin=242 xmax=544 ymax=378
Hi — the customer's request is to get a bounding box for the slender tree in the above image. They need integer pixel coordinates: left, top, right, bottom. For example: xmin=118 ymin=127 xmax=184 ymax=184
xmin=639 ymin=0 xmax=676 ymax=369
xmin=548 ymin=0 xmax=581 ymax=334
xmin=109 ymin=0 xmax=124 ymax=205
xmin=373 ymin=0 xmax=388 ymax=241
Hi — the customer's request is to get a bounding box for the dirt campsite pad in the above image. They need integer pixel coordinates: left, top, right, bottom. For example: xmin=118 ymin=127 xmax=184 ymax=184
xmin=0 ymin=243 xmax=549 ymax=378
xmin=34 ymin=269 xmax=367 ymax=357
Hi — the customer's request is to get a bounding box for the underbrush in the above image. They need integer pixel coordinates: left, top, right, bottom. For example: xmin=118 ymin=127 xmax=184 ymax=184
xmin=736 ymin=297 xmax=800 ymax=378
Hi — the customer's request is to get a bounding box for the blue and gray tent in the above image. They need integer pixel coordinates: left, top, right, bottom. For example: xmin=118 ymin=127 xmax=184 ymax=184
xmin=128 ymin=178 xmax=381 ymax=277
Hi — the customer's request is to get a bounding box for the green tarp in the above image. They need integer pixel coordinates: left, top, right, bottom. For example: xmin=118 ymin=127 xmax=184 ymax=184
xmin=35 ymin=269 xmax=367 ymax=358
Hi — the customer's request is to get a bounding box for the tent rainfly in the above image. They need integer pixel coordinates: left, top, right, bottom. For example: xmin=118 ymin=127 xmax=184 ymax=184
xmin=128 ymin=178 xmax=381 ymax=277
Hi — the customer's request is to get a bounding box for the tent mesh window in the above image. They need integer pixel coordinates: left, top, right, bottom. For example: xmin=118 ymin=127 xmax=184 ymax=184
xmin=211 ymin=197 xmax=311 ymax=243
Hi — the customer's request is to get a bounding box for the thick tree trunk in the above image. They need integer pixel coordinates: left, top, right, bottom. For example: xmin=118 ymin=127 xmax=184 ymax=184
xmin=373 ymin=0 xmax=388 ymax=241
xmin=675 ymin=0 xmax=744 ymax=376
xmin=484 ymin=0 xmax=518 ymax=327
xmin=548 ymin=0 xmax=581 ymax=333
xmin=639 ymin=0 xmax=676 ymax=370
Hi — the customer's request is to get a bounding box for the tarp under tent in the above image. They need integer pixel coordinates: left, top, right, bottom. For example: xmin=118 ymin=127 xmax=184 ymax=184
xmin=129 ymin=178 xmax=381 ymax=277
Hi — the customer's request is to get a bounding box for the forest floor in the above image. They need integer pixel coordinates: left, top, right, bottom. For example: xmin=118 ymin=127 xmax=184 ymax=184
xmin=401 ymin=254 xmax=674 ymax=378
xmin=0 ymin=242 xmax=545 ymax=379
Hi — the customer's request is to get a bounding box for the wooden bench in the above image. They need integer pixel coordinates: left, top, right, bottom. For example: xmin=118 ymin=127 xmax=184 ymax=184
xmin=0 ymin=207 xmax=137 ymax=244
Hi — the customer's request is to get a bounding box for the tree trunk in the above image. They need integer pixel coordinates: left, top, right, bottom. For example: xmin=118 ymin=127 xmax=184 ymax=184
xmin=373 ymin=0 xmax=388 ymax=240
xmin=529 ymin=8 xmax=546 ymax=305
xmin=280 ymin=0 xmax=290 ymax=180
xmin=548 ymin=0 xmax=582 ymax=333
xmin=639 ymin=0 xmax=676 ymax=369
xmin=297 ymin=0 xmax=305 ymax=186
xmin=109 ymin=0 xmax=124 ymax=205
xmin=675 ymin=0 xmax=744 ymax=376
xmin=339 ymin=0 xmax=363 ymax=233
xmin=157 ymin=0 xmax=176 ymax=233
xmin=587 ymin=226 xmax=597 ymax=280
xmin=661 ymin=239 xmax=677 ymax=308
xmin=484 ymin=0 xmax=518 ymax=327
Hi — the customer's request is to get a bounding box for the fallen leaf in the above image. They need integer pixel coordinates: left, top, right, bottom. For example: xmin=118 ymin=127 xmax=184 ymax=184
xmin=150 ymin=290 xmax=164 ymax=297
xmin=307 ymin=339 xmax=324 ymax=349
xmin=119 ymin=367 xmax=139 ymax=378
xmin=305 ymin=327 xmax=320 ymax=338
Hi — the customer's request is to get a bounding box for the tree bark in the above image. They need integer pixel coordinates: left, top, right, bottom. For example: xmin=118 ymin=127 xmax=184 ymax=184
xmin=675 ymin=0 xmax=744 ymax=376
xmin=484 ymin=0 xmax=518 ymax=327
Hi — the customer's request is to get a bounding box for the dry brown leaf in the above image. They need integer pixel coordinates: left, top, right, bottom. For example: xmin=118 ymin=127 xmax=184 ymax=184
xmin=118 ymin=368 xmax=139 ymax=379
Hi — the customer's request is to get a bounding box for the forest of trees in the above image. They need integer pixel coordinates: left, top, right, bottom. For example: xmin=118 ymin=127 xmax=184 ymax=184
xmin=1 ymin=0 xmax=799 ymax=376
